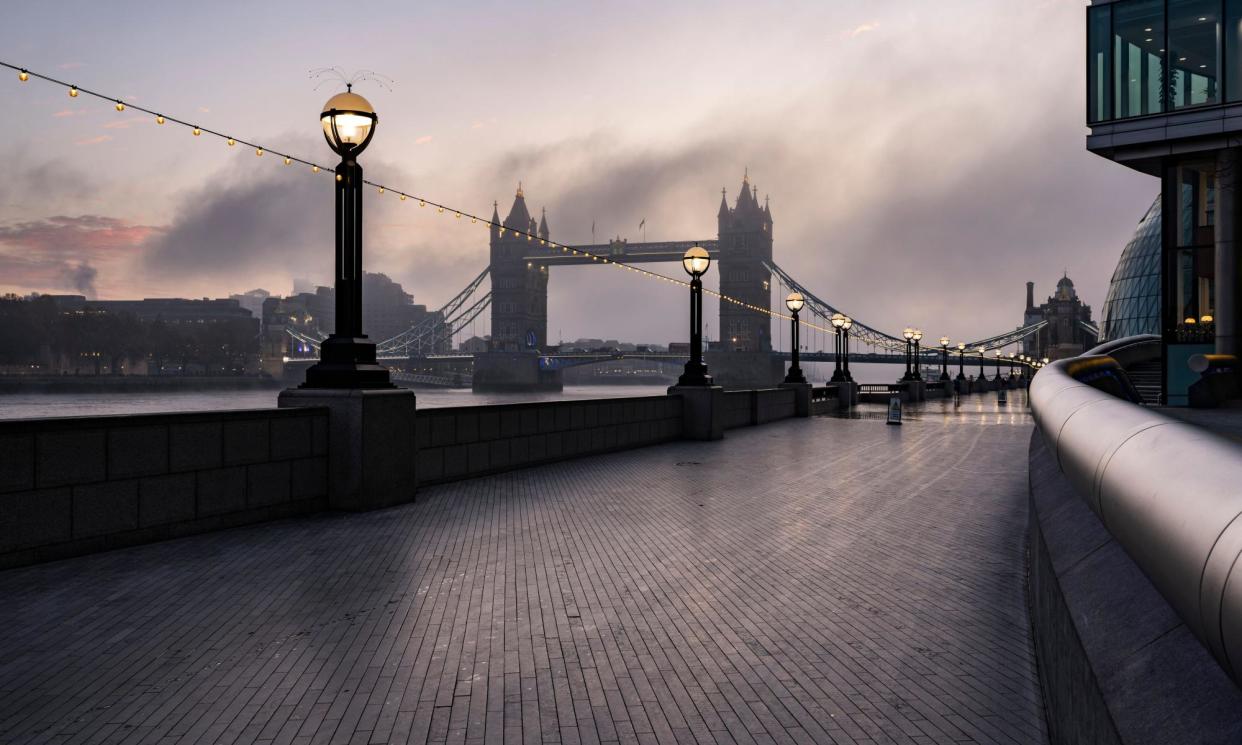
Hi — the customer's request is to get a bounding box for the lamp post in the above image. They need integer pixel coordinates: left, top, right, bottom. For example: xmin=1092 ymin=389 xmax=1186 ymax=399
xmin=938 ymin=336 xmax=951 ymax=381
xmin=676 ymin=246 xmax=713 ymax=386
xmin=842 ymin=316 xmax=854 ymax=382
xmin=831 ymin=313 xmax=847 ymax=382
xmin=976 ymin=346 xmax=986 ymax=381
xmin=902 ymin=328 xmax=914 ymax=380
xmin=956 ymin=342 xmax=966 ymax=382
xmin=784 ymin=292 xmax=806 ymax=384
xmin=912 ymin=329 xmax=924 ymax=381
xmin=994 ymin=350 xmax=1004 ymax=382
xmin=303 ymin=87 xmax=391 ymax=389
xmin=1008 ymin=352 xmax=1016 ymax=378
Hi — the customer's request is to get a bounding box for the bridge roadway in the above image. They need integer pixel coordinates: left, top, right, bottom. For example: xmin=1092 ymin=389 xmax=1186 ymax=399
xmin=0 ymin=393 xmax=1043 ymax=744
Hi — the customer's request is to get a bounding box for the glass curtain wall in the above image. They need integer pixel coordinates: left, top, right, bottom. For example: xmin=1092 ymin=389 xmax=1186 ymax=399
xmin=1163 ymin=160 xmax=1218 ymax=403
xmin=1089 ymin=0 xmax=1242 ymax=120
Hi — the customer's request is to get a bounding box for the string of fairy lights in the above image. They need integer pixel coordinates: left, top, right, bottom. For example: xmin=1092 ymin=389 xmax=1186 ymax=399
xmin=3 ymin=59 xmax=929 ymax=342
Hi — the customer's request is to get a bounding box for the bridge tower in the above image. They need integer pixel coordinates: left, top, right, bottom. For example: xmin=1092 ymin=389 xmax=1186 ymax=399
xmin=489 ymin=185 xmax=549 ymax=352
xmin=717 ymin=172 xmax=773 ymax=351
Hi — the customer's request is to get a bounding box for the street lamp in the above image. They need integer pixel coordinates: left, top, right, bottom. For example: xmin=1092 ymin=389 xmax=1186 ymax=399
xmin=912 ymin=329 xmax=924 ymax=381
xmin=676 ymin=246 xmax=713 ymax=386
xmin=841 ymin=316 xmax=854 ymax=382
xmin=938 ymin=336 xmax=951 ymax=381
xmin=303 ymin=88 xmax=390 ymax=388
xmin=831 ymin=313 xmax=847 ymax=382
xmin=956 ymin=341 xmax=966 ymax=382
xmin=994 ymin=350 xmax=1004 ymax=382
xmin=976 ymin=346 xmax=986 ymax=381
xmin=902 ymin=327 xmax=915 ymax=381
xmin=1008 ymin=351 xmax=1016 ymax=378
xmin=784 ymin=292 xmax=806 ymax=384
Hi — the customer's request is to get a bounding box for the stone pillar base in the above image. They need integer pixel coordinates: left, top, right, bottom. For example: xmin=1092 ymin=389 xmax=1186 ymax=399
xmin=778 ymin=382 xmax=812 ymax=417
xmin=667 ymin=385 xmax=725 ymax=440
xmin=279 ymin=387 xmax=417 ymax=511
xmin=836 ymin=381 xmax=859 ymax=408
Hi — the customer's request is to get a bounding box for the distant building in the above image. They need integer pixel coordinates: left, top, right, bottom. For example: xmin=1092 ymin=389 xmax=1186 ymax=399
xmin=459 ymin=335 xmax=490 ymax=353
xmin=1021 ymin=276 xmax=1097 ymax=361
xmin=229 ymin=289 xmax=270 ymax=323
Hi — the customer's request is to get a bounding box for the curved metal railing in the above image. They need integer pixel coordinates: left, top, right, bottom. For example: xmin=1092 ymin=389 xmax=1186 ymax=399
xmin=1030 ymin=351 xmax=1242 ymax=685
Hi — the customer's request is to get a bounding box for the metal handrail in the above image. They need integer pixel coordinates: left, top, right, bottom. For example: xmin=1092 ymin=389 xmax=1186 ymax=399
xmin=1030 ymin=357 xmax=1242 ymax=684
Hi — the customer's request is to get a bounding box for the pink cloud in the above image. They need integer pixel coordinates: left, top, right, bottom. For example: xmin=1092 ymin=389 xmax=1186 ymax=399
xmin=415 ymin=135 xmax=433 ymax=145
xmin=74 ymin=135 xmax=112 ymax=146
xmin=53 ymin=110 xmax=85 ymax=118
xmin=103 ymin=117 xmax=150 ymax=130
xmin=842 ymin=21 xmax=880 ymax=38
xmin=0 ymin=215 xmax=163 ymax=257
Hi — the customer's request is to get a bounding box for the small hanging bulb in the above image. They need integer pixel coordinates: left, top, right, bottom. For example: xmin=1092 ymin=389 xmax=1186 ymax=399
xmin=336 ymin=174 xmax=343 ymax=182
xmin=312 ymin=165 xmax=320 ymax=173
xmin=283 ymin=156 xmax=291 ymax=165
xmin=378 ymin=186 xmax=384 ymax=194
xmin=419 ymin=200 xmax=425 ymax=207
xmin=399 ymin=194 xmax=407 ymax=201
xmin=455 ymin=212 xmax=461 ymax=219
xmin=471 ymin=217 xmax=476 ymax=224
xmin=68 ymin=86 xmax=78 ymax=98
xmin=155 ymin=115 xmax=165 ymax=124
xmin=226 ymin=138 xmax=235 ymax=146
xmin=115 ymin=101 xmax=125 ymax=112
xmin=192 ymin=126 xmax=201 ymax=136
xmin=437 ymin=206 xmax=444 ymax=213
xmin=18 ymin=69 xmax=29 ymax=82
xmin=255 ymin=148 xmax=263 ymax=156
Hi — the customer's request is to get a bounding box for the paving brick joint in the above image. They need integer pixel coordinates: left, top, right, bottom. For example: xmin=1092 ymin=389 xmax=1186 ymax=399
xmin=0 ymin=396 xmax=1044 ymax=744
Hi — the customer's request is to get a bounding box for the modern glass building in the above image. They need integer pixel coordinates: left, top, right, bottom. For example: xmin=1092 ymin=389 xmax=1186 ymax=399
xmin=1087 ymin=0 xmax=1241 ymax=404
xmin=1099 ymin=196 xmax=1163 ymax=341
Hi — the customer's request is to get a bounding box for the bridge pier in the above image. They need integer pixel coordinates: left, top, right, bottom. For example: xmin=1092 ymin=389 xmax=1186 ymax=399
xmin=472 ymin=351 xmax=562 ymax=392
xmin=704 ymin=351 xmax=785 ymax=389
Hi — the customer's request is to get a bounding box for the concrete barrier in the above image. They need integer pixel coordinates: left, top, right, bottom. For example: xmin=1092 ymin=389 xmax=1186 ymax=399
xmin=0 ymin=407 xmax=329 ymax=570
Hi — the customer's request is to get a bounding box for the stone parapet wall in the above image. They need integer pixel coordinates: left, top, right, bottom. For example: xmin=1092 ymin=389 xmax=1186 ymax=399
xmin=0 ymin=407 xmax=328 ymax=570
xmin=415 ymin=395 xmax=683 ymax=485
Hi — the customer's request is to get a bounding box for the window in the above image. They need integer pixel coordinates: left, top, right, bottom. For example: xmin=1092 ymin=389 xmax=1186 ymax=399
xmin=1227 ymin=0 xmax=1242 ymax=99
xmin=1090 ymin=4 xmax=1113 ymax=122
xmin=1114 ymin=0 xmax=1166 ymax=117
xmin=1169 ymin=0 xmax=1220 ymax=108
xmin=1170 ymin=161 xmax=1217 ymax=342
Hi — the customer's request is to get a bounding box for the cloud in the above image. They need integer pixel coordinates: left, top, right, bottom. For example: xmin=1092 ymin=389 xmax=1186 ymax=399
xmin=103 ymin=117 xmax=150 ymax=130
xmin=415 ymin=135 xmax=433 ymax=145
xmin=843 ymin=21 xmax=880 ymax=38
xmin=0 ymin=216 xmax=156 ymax=298
xmin=74 ymin=135 xmax=112 ymax=146
xmin=53 ymin=110 xmax=85 ymax=118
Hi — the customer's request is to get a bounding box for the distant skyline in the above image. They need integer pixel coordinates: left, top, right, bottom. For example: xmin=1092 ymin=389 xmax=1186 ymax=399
xmin=0 ymin=0 xmax=1156 ymax=344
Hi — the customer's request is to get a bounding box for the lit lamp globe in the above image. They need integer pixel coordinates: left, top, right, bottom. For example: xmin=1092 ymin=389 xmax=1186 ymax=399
xmin=912 ymin=329 xmax=923 ymax=342
xmin=903 ymin=327 xmax=914 ymax=340
xmin=957 ymin=342 xmax=966 ymax=352
xmin=682 ymin=246 xmax=711 ymax=277
xmin=939 ymin=336 xmax=950 ymax=348
xmin=786 ymin=292 xmax=805 ymax=313
xmin=321 ymin=90 xmax=378 ymax=157
xmin=831 ymin=312 xmax=846 ymax=329
xmin=842 ymin=316 xmax=853 ymax=330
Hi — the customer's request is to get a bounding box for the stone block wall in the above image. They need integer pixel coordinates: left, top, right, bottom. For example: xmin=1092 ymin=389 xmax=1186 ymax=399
xmin=722 ymin=388 xmax=797 ymax=430
xmin=415 ymin=395 xmax=683 ymax=485
xmin=0 ymin=407 xmax=328 ymax=570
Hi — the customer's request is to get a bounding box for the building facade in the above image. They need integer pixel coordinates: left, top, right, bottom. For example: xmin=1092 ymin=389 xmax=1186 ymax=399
xmin=1099 ymin=195 xmax=1163 ymax=341
xmin=1022 ymin=276 xmax=1097 ymax=361
xmin=1086 ymin=0 xmax=1242 ymax=404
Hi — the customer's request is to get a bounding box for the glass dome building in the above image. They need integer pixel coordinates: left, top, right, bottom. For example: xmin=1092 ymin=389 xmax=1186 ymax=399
xmin=1098 ymin=196 xmax=1161 ymax=342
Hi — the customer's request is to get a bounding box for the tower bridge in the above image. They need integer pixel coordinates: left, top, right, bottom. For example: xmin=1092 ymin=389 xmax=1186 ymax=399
xmin=283 ymin=171 xmax=1051 ymax=390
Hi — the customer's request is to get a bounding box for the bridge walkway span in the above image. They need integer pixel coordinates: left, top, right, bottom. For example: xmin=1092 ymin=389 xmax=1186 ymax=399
xmin=0 ymin=395 xmax=1043 ymax=744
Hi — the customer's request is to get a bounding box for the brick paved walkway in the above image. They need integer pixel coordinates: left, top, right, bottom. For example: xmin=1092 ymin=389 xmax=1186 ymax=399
xmin=0 ymin=395 xmax=1044 ymax=744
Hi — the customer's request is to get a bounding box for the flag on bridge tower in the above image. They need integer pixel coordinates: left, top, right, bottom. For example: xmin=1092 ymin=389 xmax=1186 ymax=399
xmin=638 ymin=218 xmax=645 ymax=229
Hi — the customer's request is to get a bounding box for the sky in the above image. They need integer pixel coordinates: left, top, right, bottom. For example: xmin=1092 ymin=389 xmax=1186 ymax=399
xmin=0 ymin=0 xmax=1157 ymax=346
